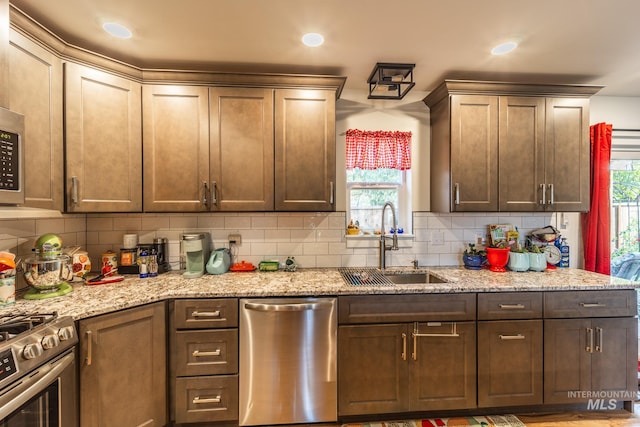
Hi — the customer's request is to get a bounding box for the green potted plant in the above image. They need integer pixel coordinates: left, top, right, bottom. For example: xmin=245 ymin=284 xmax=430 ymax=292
xmin=508 ymin=246 xmax=529 ymax=272
xmin=462 ymin=243 xmax=485 ymax=270
xmin=528 ymin=245 xmax=547 ymax=272
xmin=485 ymin=241 xmax=510 ymax=272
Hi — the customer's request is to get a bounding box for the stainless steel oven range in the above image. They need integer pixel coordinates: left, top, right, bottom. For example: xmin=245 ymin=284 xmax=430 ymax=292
xmin=0 ymin=312 xmax=78 ymax=426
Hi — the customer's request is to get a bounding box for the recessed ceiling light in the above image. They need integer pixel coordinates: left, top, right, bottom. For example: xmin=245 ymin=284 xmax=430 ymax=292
xmin=103 ymin=22 xmax=132 ymax=39
xmin=491 ymin=41 xmax=518 ymax=55
xmin=302 ymin=33 xmax=324 ymax=47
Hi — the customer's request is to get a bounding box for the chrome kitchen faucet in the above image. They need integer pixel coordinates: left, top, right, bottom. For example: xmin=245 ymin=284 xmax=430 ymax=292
xmin=379 ymin=202 xmax=399 ymax=269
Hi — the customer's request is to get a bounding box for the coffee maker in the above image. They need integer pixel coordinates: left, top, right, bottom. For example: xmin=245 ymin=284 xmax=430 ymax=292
xmin=181 ymin=233 xmax=209 ymax=278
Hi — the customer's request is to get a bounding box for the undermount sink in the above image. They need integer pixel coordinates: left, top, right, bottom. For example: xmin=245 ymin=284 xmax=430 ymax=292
xmin=339 ymin=268 xmax=447 ymax=286
xmin=382 ymin=272 xmax=447 ymax=284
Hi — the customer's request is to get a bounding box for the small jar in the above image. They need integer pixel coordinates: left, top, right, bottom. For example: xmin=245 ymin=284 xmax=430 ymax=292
xmin=137 ymin=245 xmax=150 ymax=278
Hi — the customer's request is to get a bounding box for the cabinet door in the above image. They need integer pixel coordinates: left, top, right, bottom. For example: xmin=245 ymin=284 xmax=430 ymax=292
xmin=79 ymin=302 xmax=166 ymax=427
xmin=411 ymin=321 xmax=476 ymax=411
xmin=65 ymin=63 xmax=142 ymax=212
xmin=590 ymin=317 xmax=637 ymax=395
xmin=544 ymin=98 xmax=590 ymax=211
xmin=209 ymin=87 xmax=274 ymax=211
xmin=498 ymin=96 xmax=546 ymax=212
xmin=450 ymin=95 xmax=498 ymax=211
xmin=274 ymin=89 xmax=335 ymax=211
xmin=338 ymin=324 xmax=409 ymax=415
xmin=544 ymin=318 xmax=592 ymax=404
xmin=143 ymin=85 xmax=209 ymax=211
xmin=478 ymin=320 xmax=543 ymax=407
xmin=9 ymin=30 xmax=63 ymax=210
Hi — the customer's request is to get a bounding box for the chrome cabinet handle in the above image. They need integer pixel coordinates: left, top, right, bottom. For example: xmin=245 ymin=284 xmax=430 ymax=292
xmin=71 ymin=176 xmax=79 ymax=204
xmin=192 ymin=349 xmax=221 ymax=357
xmin=85 ymin=330 xmax=92 ymax=366
xmin=580 ymin=302 xmax=606 ymax=308
xmin=202 ymin=181 xmax=209 ymax=207
xmin=586 ymin=327 xmax=593 ymax=353
xmin=454 ymin=183 xmax=460 ymax=205
xmin=499 ymin=334 xmax=525 ymax=340
xmin=412 ymin=330 xmax=417 ymax=360
xmin=193 ymin=395 xmax=221 ymax=404
xmin=211 ymin=181 xmax=218 ymax=206
xmin=595 ymin=327 xmax=603 ymax=352
xmin=329 ymin=181 xmax=334 ymax=204
xmin=539 ymin=183 xmax=546 ymax=205
xmin=191 ymin=310 xmax=221 ymax=318
xmin=499 ymin=304 xmax=526 ymax=309
xmin=548 ymin=183 xmax=554 ymax=205
xmin=401 ymin=332 xmax=407 ymax=361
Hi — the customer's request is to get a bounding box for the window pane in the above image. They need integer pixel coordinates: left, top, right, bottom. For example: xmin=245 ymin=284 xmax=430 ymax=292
xmin=347 ymin=168 xmax=402 ymax=184
xmin=349 ymin=187 xmax=398 ymax=232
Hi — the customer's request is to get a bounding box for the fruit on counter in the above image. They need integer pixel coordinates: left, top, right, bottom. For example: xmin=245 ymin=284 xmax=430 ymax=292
xmin=346 ymin=219 xmax=360 ymax=235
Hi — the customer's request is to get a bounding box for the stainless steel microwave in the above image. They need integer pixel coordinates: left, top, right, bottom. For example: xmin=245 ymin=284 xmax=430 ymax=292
xmin=0 ymin=108 xmax=24 ymax=205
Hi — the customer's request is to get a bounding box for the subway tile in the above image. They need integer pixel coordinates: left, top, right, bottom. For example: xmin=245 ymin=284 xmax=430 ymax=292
xmin=290 ymin=229 xmax=316 ymax=243
xmin=87 ymin=217 xmax=114 ymax=231
xmin=292 ymin=255 xmax=316 ymax=268
xmin=316 ymin=255 xmax=342 ymax=268
xmin=198 ymin=215 xmax=226 ymax=229
xmin=225 ymin=216 xmax=252 ymax=229
xmin=35 ymin=218 xmax=66 ymax=235
xmin=251 ymin=216 xmax=278 ymax=229
xmin=111 ymin=216 xmax=141 ymax=231
xmin=304 ymin=214 xmax=330 ymax=230
xmin=302 ymin=242 xmax=328 ymax=255
xmin=169 ymin=216 xmax=199 ymax=229
xmin=277 ymin=216 xmax=304 ymax=229
xmin=141 ymin=216 xmax=171 ymax=230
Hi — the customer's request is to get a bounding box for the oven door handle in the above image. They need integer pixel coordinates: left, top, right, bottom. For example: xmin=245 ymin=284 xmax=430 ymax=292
xmin=0 ymin=350 xmax=74 ymax=420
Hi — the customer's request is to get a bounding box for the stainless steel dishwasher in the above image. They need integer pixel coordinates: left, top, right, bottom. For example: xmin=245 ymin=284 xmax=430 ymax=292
xmin=239 ymin=297 xmax=337 ymax=426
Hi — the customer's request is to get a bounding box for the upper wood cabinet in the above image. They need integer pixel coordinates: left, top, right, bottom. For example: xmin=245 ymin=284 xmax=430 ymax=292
xmin=65 ymin=62 xmax=142 ymax=212
xmin=424 ymin=80 xmax=601 ymax=212
xmin=9 ymin=30 xmax=63 ymax=210
xmin=144 ymin=85 xmax=336 ymax=212
xmin=275 ymin=89 xmax=335 ymax=211
xmin=209 ymin=87 xmax=274 ymax=211
xmin=142 ymin=85 xmax=209 ymax=212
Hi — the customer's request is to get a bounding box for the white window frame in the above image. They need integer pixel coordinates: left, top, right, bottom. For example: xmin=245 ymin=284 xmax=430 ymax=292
xmin=346 ymin=170 xmax=412 ymax=234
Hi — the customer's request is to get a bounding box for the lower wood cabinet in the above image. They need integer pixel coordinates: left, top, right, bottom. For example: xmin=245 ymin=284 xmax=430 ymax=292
xmin=78 ymin=302 xmax=166 ymax=427
xmin=543 ymin=290 xmax=638 ymax=405
xmin=338 ymin=321 xmax=476 ymax=416
xmin=170 ymin=299 xmax=239 ymax=424
xmin=544 ymin=317 xmax=637 ymax=404
xmin=477 ymin=320 xmax=543 ymax=407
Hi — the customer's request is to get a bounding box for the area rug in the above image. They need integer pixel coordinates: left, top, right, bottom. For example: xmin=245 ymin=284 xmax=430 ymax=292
xmin=343 ymin=414 xmax=526 ymax=427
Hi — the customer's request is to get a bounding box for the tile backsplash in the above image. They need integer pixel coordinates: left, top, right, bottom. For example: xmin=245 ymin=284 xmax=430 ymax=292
xmin=1 ymin=211 xmax=560 ymax=281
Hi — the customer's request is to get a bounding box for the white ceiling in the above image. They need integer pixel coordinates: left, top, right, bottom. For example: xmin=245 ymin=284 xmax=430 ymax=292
xmin=9 ymin=0 xmax=640 ymax=99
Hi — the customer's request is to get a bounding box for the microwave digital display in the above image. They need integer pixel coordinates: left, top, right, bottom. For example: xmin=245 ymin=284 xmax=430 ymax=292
xmin=0 ymin=130 xmax=19 ymax=191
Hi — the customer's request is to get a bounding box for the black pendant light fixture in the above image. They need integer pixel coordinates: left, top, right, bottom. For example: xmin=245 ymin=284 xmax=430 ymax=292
xmin=367 ymin=62 xmax=416 ymax=100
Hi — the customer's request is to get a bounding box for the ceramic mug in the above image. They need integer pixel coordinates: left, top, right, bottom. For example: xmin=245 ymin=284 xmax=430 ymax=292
xmin=508 ymin=252 xmax=529 ymax=272
xmin=528 ymin=252 xmax=547 ymax=272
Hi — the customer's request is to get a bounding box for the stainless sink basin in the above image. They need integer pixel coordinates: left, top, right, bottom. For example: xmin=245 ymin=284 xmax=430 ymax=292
xmin=382 ymin=272 xmax=447 ymax=284
xmin=338 ymin=268 xmax=447 ymax=286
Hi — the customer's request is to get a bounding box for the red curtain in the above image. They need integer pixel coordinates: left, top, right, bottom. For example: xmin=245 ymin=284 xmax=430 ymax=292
xmin=581 ymin=122 xmax=612 ymax=274
xmin=345 ymin=129 xmax=411 ymax=170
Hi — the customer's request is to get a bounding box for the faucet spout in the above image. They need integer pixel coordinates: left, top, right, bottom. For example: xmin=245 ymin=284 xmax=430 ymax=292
xmin=379 ymin=202 xmax=399 ymax=269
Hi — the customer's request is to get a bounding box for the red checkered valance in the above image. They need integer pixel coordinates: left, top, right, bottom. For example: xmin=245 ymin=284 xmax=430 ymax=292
xmin=345 ymin=129 xmax=411 ymax=170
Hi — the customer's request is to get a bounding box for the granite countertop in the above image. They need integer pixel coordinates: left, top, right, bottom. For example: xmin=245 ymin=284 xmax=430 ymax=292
xmin=2 ymin=267 xmax=637 ymax=320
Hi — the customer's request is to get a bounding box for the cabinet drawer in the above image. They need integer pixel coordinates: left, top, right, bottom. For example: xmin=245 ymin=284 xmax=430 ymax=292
xmin=478 ymin=292 xmax=543 ymax=320
xmin=544 ymin=290 xmax=637 ymax=318
xmin=338 ymin=294 xmax=476 ymax=324
xmin=174 ymin=375 xmax=238 ymax=424
xmin=173 ymin=329 xmax=238 ymax=377
xmin=174 ymin=298 xmax=238 ymax=329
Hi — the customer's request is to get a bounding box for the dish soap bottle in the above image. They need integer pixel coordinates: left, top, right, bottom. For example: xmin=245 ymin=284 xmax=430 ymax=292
xmin=559 ymin=238 xmax=570 ymax=268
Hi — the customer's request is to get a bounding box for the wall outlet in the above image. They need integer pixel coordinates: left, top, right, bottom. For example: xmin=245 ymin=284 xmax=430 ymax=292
xmin=228 ymin=233 xmax=242 ymax=245
xmin=431 ymin=231 xmax=444 ymax=245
